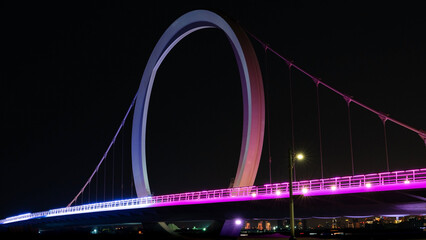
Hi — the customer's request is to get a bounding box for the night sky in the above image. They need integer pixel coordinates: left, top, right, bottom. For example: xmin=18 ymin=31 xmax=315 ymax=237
xmin=1 ymin=1 xmax=425 ymax=219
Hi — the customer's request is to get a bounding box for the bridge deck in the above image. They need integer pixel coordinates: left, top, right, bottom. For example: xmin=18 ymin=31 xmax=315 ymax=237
xmin=2 ymin=168 xmax=426 ymax=226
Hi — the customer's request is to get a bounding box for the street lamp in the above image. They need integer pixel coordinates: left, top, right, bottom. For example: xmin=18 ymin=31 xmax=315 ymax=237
xmin=288 ymin=149 xmax=304 ymax=240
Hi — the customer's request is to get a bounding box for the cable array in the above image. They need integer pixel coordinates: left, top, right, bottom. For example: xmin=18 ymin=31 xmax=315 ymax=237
xmin=67 ymin=94 xmax=137 ymax=207
xmin=247 ymin=31 xmax=425 ymax=177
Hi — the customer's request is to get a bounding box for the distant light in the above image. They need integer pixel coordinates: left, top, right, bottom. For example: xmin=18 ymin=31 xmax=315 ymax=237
xmin=251 ymin=193 xmax=257 ymax=197
xmin=276 ymin=190 xmax=281 ymax=196
xmin=296 ymin=153 xmax=304 ymax=160
xmin=203 ymin=228 xmax=206 ymax=231
xmin=366 ymin=182 xmax=372 ymax=188
xmin=302 ymin=188 xmax=308 ymax=194
xmin=404 ymin=180 xmax=410 ymax=184
xmin=331 ymin=185 xmax=337 ymax=191
xmin=235 ymin=219 xmax=242 ymax=225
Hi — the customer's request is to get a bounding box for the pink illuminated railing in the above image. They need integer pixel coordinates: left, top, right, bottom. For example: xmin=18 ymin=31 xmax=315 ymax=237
xmin=2 ymin=168 xmax=426 ymax=225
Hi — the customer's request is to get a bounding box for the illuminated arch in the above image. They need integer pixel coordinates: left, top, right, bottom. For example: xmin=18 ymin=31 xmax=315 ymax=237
xmin=132 ymin=10 xmax=265 ymax=197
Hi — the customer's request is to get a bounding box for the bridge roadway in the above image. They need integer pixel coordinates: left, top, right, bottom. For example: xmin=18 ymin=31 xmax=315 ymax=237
xmin=2 ymin=168 xmax=426 ymax=231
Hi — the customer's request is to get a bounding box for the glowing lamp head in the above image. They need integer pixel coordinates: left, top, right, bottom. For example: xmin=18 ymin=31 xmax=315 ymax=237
xmin=404 ymin=180 xmax=410 ymax=184
xmin=276 ymin=190 xmax=281 ymax=196
xmin=251 ymin=193 xmax=257 ymax=197
xmin=366 ymin=182 xmax=372 ymax=188
xmin=296 ymin=153 xmax=304 ymax=160
xmin=235 ymin=219 xmax=242 ymax=225
xmin=302 ymin=187 xmax=308 ymax=194
xmin=331 ymin=185 xmax=337 ymax=191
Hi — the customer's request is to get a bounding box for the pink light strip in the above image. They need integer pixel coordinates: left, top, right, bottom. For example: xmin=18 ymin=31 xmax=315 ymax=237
xmin=2 ymin=168 xmax=426 ymax=225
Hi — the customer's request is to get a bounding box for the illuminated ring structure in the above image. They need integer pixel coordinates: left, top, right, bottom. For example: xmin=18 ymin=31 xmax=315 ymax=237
xmin=132 ymin=10 xmax=265 ymax=197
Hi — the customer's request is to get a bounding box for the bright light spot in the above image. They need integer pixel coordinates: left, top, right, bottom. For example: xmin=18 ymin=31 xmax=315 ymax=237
xmin=302 ymin=188 xmax=308 ymax=194
xmin=404 ymin=180 xmax=410 ymax=184
xmin=296 ymin=153 xmax=304 ymax=160
xmin=203 ymin=228 xmax=206 ymax=231
xmin=251 ymin=192 xmax=257 ymax=197
xmin=235 ymin=219 xmax=242 ymax=225
xmin=276 ymin=190 xmax=281 ymax=196
xmin=331 ymin=185 xmax=337 ymax=191
xmin=366 ymin=182 xmax=372 ymax=188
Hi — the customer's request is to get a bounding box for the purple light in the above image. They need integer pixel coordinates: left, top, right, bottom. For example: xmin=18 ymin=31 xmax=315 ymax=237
xmin=235 ymin=219 xmax=242 ymax=225
xmin=3 ymin=168 xmax=426 ymax=225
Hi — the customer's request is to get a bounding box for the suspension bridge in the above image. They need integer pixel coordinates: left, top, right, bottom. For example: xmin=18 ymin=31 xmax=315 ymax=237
xmin=1 ymin=10 xmax=425 ymax=236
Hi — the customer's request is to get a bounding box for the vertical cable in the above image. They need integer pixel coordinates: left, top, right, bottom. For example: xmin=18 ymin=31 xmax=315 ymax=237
xmin=344 ymin=96 xmax=355 ymax=175
xmin=130 ymin=171 xmax=134 ymax=198
xmin=264 ymin=45 xmax=272 ymax=184
xmin=314 ymin=80 xmax=324 ymax=178
xmin=95 ymin=167 xmax=98 ymax=203
xmin=104 ymin=155 xmax=106 ymax=201
xmin=121 ymin=129 xmax=124 ymax=199
xmin=380 ymin=116 xmax=390 ymax=171
xmin=288 ymin=64 xmax=296 ymax=181
xmin=112 ymin=142 xmax=115 ymax=200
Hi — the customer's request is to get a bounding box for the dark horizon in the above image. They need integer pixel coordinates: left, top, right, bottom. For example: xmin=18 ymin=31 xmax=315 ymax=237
xmin=1 ymin=1 xmax=425 ymax=219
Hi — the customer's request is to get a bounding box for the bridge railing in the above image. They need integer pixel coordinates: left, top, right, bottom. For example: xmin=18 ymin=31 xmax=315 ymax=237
xmin=2 ymin=168 xmax=426 ymax=225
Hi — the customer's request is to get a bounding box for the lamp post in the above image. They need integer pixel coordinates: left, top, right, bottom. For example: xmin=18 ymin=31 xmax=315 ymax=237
xmin=288 ymin=149 xmax=303 ymax=240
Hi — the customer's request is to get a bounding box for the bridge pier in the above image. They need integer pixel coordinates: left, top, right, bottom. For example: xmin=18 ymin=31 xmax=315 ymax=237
xmin=219 ymin=219 xmax=243 ymax=237
xmin=141 ymin=222 xmax=180 ymax=238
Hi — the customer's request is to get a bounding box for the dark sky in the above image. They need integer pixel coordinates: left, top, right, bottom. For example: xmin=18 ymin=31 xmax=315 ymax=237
xmin=1 ymin=1 xmax=425 ymax=219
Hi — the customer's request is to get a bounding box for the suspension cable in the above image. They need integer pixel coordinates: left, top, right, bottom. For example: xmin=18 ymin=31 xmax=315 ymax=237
xmin=344 ymin=96 xmax=355 ymax=175
xmin=121 ymin=127 xmax=124 ymax=199
xmin=380 ymin=116 xmax=390 ymax=171
xmin=103 ymin=154 xmax=106 ymax=201
xmin=314 ymin=79 xmax=324 ymax=178
xmin=246 ymin=31 xmax=426 ymax=146
xmin=264 ymin=45 xmax=273 ymax=184
xmin=288 ymin=64 xmax=296 ymax=181
xmin=112 ymin=141 xmax=115 ymax=200
xmin=67 ymin=93 xmax=138 ymax=207
xmin=95 ymin=162 xmax=98 ymax=203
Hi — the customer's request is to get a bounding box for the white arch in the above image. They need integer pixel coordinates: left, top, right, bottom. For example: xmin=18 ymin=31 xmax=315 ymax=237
xmin=132 ymin=10 xmax=265 ymax=197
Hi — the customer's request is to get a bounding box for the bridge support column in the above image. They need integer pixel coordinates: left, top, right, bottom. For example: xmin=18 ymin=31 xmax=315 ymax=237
xmin=141 ymin=222 xmax=180 ymax=238
xmin=220 ymin=219 xmax=243 ymax=237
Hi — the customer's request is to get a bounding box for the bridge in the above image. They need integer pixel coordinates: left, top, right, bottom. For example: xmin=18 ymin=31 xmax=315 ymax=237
xmin=2 ymin=168 xmax=426 ymax=224
xmin=2 ymin=10 xmax=425 ymax=237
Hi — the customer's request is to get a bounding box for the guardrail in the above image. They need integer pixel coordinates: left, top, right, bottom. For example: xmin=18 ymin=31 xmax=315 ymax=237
xmin=2 ymin=168 xmax=426 ymax=225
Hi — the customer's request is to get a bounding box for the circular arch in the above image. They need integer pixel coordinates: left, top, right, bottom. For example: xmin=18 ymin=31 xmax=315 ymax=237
xmin=132 ymin=10 xmax=265 ymax=197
